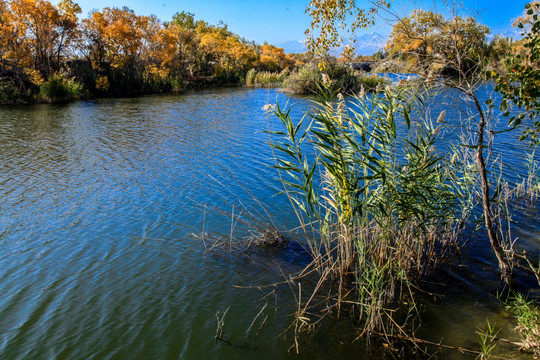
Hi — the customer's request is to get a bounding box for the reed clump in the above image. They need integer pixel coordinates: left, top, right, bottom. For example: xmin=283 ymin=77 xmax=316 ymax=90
xmin=245 ymin=69 xmax=289 ymax=88
xmin=514 ymin=149 xmax=540 ymax=202
xmin=506 ymin=293 xmax=540 ymax=357
xmin=267 ymin=85 xmax=467 ymax=344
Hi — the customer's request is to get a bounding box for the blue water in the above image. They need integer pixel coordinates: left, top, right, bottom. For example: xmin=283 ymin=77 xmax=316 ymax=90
xmin=0 ymin=87 xmax=538 ymax=359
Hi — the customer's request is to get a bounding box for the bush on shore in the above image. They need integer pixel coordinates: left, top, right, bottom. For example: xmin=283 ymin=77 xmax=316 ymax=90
xmin=283 ymin=63 xmax=389 ymax=95
xmin=245 ymin=69 xmax=289 ymax=87
xmin=40 ymin=74 xmax=87 ymax=102
xmin=0 ymin=81 xmax=23 ymax=103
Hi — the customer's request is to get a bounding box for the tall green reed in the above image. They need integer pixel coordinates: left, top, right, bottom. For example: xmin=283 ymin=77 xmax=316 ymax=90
xmin=267 ymin=84 xmax=467 ymax=339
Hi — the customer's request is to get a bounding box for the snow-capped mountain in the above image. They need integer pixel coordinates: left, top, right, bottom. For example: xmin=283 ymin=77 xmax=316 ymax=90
xmin=278 ymin=32 xmax=389 ymax=55
xmin=487 ymin=29 xmax=523 ymax=41
xmin=352 ymin=32 xmax=388 ymax=55
xmin=278 ymin=40 xmax=307 ymax=54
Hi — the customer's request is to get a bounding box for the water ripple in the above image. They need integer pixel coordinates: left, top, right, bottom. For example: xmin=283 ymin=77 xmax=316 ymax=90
xmin=0 ymin=87 xmax=538 ymax=359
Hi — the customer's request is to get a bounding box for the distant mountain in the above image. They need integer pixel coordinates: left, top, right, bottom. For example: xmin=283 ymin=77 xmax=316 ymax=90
xmin=487 ymin=29 xmax=523 ymax=41
xmin=278 ymin=32 xmax=388 ymax=55
xmin=352 ymin=32 xmax=388 ymax=55
xmin=278 ymin=40 xmax=307 ymax=54
xmin=279 ymin=30 xmax=527 ymax=55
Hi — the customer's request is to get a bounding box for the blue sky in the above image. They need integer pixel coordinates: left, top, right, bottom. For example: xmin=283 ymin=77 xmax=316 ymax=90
xmin=69 ymin=0 xmax=529 ymax=45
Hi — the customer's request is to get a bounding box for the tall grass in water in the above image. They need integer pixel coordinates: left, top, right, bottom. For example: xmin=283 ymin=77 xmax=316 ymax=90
xmin=267 ymin=85 xmax=467 ymax=345
xmin=245 ymin=69 xmax=289 ymax=88
xmin=505 ymin=293 xmax=540 ymax=357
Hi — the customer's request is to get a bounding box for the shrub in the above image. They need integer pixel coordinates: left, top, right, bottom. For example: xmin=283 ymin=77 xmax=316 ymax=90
xmin=0 ymin=81 xmax=21 ymax=101
xmin=282 ymin=64 xmax=321 ymax=94
xmin=168 ymin=75 xmax=184 ymax=92
xmin=283 ymin=63 xmax=389 ymax=95
xmin=40 ymin=74 xmax=86 ymax=101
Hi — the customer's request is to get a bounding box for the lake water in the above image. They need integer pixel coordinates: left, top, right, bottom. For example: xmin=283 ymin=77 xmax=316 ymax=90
xmin=0 ymin=87 xmax=538 ymax=359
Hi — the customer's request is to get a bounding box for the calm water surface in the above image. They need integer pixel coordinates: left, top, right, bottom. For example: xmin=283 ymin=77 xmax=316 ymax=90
xmin=0 ymin=87 xmax=538 ymax=359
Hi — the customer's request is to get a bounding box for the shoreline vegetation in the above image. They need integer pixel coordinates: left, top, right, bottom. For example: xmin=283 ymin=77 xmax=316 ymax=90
xmin=0 ymin=1 xmax=526 ymax=105
xmin=0 ymin=1 xmax=300 ymax=105
xmin=2 ymin=0 xmax=540 ymax=358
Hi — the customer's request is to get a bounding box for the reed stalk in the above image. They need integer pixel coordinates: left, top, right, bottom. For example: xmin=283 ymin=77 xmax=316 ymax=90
xmin=266 ymin=84 xmax=467 ymax=344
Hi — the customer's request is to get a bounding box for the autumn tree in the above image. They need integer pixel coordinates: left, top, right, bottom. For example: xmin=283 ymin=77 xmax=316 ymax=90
xmin=82 ymin=7 xmax=146 ymax=70
xmin=497 ymin=2 xmax=540 ymax=145
xmin=8 ymin=0 xmax=81 ymax=78
xmin=162 ymin=11 xmax=203 ymax=79
xmin=305 ymin=0 xmax=389 ymax=64
xmin=0 ymin=0 xmax=81 ymax=95
xmin=54 ymin=0 xmax=82 ymax=65
xmin=385 ymin=9 xmax=489 ymax=77
xmin=0 ymin=1 xmax=292 ymax=96
xmin=257 ymin=43 xmax=295 ymax=72
xmin=0 ymin=0 xmax=28 ymax=92
xmin=386 ymin=10 xmax=445 ymax=74
xmin=81 ymin=6 xmax=169 ymax=92
xmin=196 ymin=21 xmax=257 ymax=82
xmin=0 ymin=0 xmax=33 ymax=84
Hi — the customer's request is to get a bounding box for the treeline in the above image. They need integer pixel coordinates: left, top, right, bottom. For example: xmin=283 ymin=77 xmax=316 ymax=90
xmin=370 ymin=9 xmax=529 ymax=76
xmin=0 ymin=0 xmax=301 ymax=102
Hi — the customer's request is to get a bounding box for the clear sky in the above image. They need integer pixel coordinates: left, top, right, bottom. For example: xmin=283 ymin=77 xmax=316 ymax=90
xmin=68 ymin=0 xmax=530 ymax=45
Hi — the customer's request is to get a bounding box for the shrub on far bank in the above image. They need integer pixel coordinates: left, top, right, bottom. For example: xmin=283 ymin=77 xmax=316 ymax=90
xmin=283 ymin=63 xmax=389 ymax=95
xmin=245 ymin=69 xmax=289 ymax=88
xmin=40 ymin=74 xmax=87 ymax=102
xmin=282 ymin=64 xmax=321 ymax=94
xmin=0 ymin=81 xmax=23 ymax=103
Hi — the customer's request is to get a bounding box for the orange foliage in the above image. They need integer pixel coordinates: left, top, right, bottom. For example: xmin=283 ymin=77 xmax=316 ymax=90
xmin=2 ymin=0 xmax=80 ymax=75
xmin=1 ymin=1 xmax=301 ymax=94
xmin=82 ymin=7 xmax=148 ymax=69
xmin=258 ymin=44 xmax=295 ymax=72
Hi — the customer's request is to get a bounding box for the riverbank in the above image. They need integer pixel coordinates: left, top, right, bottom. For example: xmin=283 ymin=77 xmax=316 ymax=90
xmin=0 ymin=73 xmax=254 ymax=106
xmin=1 ymin=63 xmax=395 ymax=106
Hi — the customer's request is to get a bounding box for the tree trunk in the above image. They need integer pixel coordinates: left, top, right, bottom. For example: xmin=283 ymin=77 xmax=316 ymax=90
xmin=473 ymin=94 xmax=513 ymax=286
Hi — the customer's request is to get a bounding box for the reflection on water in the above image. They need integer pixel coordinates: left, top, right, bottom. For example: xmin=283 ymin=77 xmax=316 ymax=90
xmin=0 ymin=87 xmax=538 ymax=359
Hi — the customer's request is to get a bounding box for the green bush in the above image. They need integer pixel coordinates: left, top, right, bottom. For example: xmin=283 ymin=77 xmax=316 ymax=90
xmin=0 ymin=81 xmax=20 ymax=101
xmin=168 ymin=75 xmax=184 ymax=92
xmin=283 ymin=63 xmax=389 ymax=95
xmin=246 ymin=69 xmax=289 ymax=87
xmin=282 ymin=64 xmax=321 ymax=94
xmin=40 ymin=74 xmax=86 ymax=101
